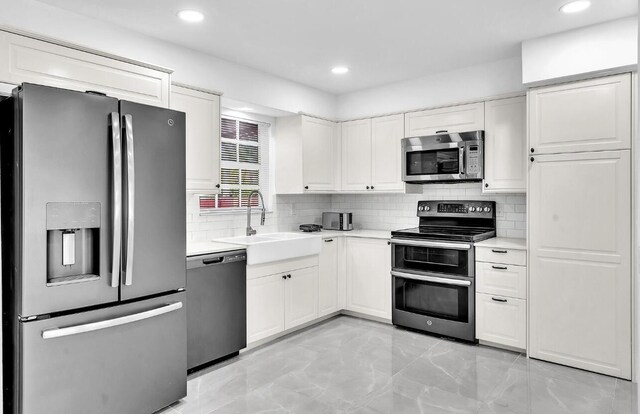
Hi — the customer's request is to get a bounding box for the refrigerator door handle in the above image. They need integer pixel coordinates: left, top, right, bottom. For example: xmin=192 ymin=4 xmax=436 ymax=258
xmin=109 ymin=112 xmax=122 ymax=288
xmin=124 ymin=114 xmax=135 ymax=286
xmin=41 ymin=302 xmax=183 ymax=339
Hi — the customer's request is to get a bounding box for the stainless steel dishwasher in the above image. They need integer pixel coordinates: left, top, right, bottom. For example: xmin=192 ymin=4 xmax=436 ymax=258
xmin=186 ymin=249 xmax=247 ymax=372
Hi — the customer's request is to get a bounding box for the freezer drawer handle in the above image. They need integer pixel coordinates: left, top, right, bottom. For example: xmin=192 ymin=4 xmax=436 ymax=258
xmin=124 ymin=114 xmax=135 ymax=286
xmin=41 ymin=302 xmax=183 ymax=340
xmin=109 ymin=112 xmax=122 ymax=288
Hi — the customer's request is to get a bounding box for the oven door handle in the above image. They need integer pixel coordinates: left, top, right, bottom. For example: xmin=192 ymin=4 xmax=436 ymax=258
xmin=390 ymin=239 xmax=472 ymax=250
xmin=391 ymin=271 xmax=472 ymax=287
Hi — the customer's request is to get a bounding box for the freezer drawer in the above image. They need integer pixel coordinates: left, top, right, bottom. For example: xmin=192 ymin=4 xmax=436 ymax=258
xmin=16 ymin=292 xmax=186 ymax=414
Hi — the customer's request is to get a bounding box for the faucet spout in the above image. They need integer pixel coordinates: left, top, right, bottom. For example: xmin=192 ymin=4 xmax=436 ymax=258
xmin=246 ymin=190 xmax=266 ymax=236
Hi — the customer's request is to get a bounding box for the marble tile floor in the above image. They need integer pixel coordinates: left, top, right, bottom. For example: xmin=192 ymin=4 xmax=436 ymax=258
xmin=157 ymin=316 xmax=637 ymax=414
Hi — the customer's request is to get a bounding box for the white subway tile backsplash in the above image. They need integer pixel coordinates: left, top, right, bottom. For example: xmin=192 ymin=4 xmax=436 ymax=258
xmin=185 ymin=183 xmax=527 ymax=241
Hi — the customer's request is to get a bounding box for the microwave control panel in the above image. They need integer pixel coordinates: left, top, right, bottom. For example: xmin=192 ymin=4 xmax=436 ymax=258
xmin=466 ymin=145 xmax=480 ymax=175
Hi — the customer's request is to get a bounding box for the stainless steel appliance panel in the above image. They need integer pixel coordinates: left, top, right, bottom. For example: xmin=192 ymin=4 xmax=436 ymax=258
xmin=18 ymin=291 xmax=186 ymax=414
xmin=401 ymin=131 xmax=484 ymax=183
xmin=119 ymin=101 xmax=186 ymax=300
xmin=17 ymin=84 xmax=120 ymax=316
xmin=187 ymin=251 xmax=247 ymax=370
xmin=391 ymin=239 xmax=474 ymax=277
xmin=322 ymin=212 xmax=353 ymax=231
xmin=392 ymin=271 xmax=475 ymax=341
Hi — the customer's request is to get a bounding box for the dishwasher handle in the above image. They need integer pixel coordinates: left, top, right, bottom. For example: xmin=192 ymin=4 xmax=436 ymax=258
xmin=187 ymin=250 xmax=247 ymax=269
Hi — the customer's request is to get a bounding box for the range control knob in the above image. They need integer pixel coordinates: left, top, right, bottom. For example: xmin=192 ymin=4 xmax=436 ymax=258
xmin=484 ymin=207 xmax=491 ymax=212
xmin=418 ymin=205 xmax=425 ymax=211
xmin=469 ymin=206 xmax=476 ymax=212
xmin=425 ymin=206 xmax=431 ymax=211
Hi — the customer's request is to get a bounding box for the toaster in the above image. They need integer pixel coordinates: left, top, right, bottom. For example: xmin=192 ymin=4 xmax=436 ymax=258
xmin=322 ymin=212 xmax=353 ymax=231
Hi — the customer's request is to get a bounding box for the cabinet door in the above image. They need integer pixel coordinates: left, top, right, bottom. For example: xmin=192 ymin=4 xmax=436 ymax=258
xmin=476 ymin=293 xmax=526 ymax=350
xmin=170 ymin=85 xmax=221 ymax=193
xmin=341 ymin=119 xmax=372 ymax=191
xmin=0 ymin=31 xmax=170 ymax=107
xmin=529 ymin=150 xmax=631 ymax=379
xmin=483 ymin=97 xmax=526 ymax=193
xmin=247 ymin=274 xmax=285 ymax=344
xmin=302 ymin=116 xmax=338 ymax=191
xmin=404 ymin=102 xmax=484 ymax=137
xmin=529 ymin=74 xmax=631 ymax=154
xmin=346 ymin=238 xmax=391 ymax=320
xmin=371 ymin=114 xmax=405 ymax=192
xmin=284 ymin=267 xmax=319 ymax=330
xmin=318 ymin=238 xmax=339 ymax=316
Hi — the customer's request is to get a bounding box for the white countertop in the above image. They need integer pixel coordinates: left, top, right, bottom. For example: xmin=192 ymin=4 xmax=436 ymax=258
xmin=309 ymin=229 xmax=391 ymax=240
xmin=474 ymin=237 xmax=527 ymax=250
xmin=187 ymin=241 xmax=245 ymax=257
xmin=186 ymin=229 xmax=391 ymax=257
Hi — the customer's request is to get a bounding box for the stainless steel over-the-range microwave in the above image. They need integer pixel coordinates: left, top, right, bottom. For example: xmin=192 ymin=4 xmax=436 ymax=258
xmin=401 ymin=131 xmax=484 ymax=183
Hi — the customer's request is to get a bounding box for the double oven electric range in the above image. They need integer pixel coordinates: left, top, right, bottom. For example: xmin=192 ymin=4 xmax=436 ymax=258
xmin=391 ymin=200 xmax=496 ymax=342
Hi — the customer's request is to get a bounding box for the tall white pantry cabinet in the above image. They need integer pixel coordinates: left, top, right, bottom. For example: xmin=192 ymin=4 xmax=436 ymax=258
xmin=528 ymin=73 xmax=632 ymax=379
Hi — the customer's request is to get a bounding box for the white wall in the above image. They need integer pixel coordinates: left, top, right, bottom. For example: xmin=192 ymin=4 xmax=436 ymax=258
xmin=336 ymin=57 xmax=523 ymax=120
xmin=0 ymin=0 xmax=337 ymax=119
xmin=522 ymin=16 xmax=637 ymax=86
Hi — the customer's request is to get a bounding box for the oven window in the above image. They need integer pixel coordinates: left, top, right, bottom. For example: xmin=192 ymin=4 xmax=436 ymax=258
xmin=394 ymin=244 xmax=469 ymax=276
xmin=406 ymin=149 xmax=459 ymax=176
xmin=395 ymin=277 xmax=469 ymax=322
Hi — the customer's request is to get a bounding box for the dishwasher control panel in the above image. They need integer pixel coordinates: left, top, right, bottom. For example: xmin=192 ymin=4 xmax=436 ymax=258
xmin=224 ymin=254 xmax=246 ymax=263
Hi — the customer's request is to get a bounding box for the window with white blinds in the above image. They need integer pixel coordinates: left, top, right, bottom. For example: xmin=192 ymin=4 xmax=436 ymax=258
xmin=200 ymin=116 xmax=270 ymax=211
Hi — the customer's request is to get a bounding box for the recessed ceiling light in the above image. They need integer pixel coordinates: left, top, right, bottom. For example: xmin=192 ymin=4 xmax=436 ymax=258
xmin=331 ymin=66 xmax=349 ymax=75
xmin=178 ymin=10 xmax=204 ymax=23
xmin=559 ymin=0 xmax=591 ymax=14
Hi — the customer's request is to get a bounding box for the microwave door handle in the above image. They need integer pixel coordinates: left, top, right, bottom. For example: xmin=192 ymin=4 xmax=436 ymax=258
xmin=124 ymin=114 xmax=135 ymax=286
xmin=391 ymin=271 xmax=472 ymax=287
xmin=459 ymin=146 xmax=465 ymax=175
xmin=109 ymin=112 xmax=122 ymax=288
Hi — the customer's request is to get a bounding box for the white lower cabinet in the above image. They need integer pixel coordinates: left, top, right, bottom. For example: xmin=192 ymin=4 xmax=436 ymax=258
xmin=345 ymin=238 xmax=391 ymax=320
xmin=476 ymin=293 xmax=526 ymax=349
xmin=247 ymin=274 xmax=285 ymax=344
xmin=285 ymin=267 xmax=319 ymax=330
xmin=246 ymin=263 xmax=319 ymax=344
xmin=475 ymin=241 xmax=527 ymax=351
xmin=318 ymin=237 xmax=340 ymax=317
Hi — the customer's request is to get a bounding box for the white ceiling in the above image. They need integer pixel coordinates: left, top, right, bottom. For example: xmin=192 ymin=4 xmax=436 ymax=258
xmin=36 ymin=0 xmax=637 ymax=94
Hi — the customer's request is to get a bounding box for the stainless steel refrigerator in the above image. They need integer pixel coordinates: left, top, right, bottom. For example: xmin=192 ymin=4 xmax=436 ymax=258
xmin=1 ymin=83 xmax=187 ymax=414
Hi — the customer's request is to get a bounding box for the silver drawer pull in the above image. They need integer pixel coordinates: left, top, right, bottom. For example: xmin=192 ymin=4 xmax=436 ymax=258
xmin=491 ymin=265 xmax=508 ymax=270
xmin=491 ymin=297 xmax=508 ymax=303
xmin=42 ymin=302 xmax=183 ymax=339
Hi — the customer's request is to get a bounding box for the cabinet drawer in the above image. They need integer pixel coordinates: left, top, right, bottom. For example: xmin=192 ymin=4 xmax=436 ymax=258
xmin=476 ymin=293 xmax=526 ymax=350
xmin=476 ymin=246 xmax=526 ymax=266
xmin=476 ymin=262 xmax=526 ymax=299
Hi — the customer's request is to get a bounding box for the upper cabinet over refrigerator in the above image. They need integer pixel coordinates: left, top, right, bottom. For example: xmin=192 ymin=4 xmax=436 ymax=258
xmin=529 ymin=73 xmax=631 ymax=154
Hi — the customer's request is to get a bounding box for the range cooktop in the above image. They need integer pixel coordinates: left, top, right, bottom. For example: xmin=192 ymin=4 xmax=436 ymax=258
xmin=392 ymin=200 xmax=497 ymax=243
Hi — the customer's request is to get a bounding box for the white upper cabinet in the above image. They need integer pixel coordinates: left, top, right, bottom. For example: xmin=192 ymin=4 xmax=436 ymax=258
xmin=341 ymin=119 xmax=373 ymax=191
xmin=483 ymin=97 xmax=526 ymax=193
xmin=371 ymin=114 xmax=405 ymax=192
xmin=170 ymin=84 xmax=221 ymax=193
xmin=275 ymin=115 xmax=339 ymax=193
xmin=405 ymin=102 xmax=485 ymax=137
xmin=529 ymin=150 xmax=631 ymax=379
xmin=529 ymin=74 xmax=631 ymax=154
xmin=302 ymin=117 xmax=340 ymax=191
xmin=345 ymin=237 xmax=391 ymax=320
xmin=0 ymin=31 xmax=170 ymax=107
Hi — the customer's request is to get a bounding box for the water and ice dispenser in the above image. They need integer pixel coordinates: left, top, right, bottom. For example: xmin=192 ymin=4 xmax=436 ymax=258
xmin=46 ymin=202 xmax=101 ymax=286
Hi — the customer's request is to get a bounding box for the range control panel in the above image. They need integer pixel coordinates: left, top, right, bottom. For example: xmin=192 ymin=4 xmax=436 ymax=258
xmin=417 ymin=200 xmax=495 ymax=217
